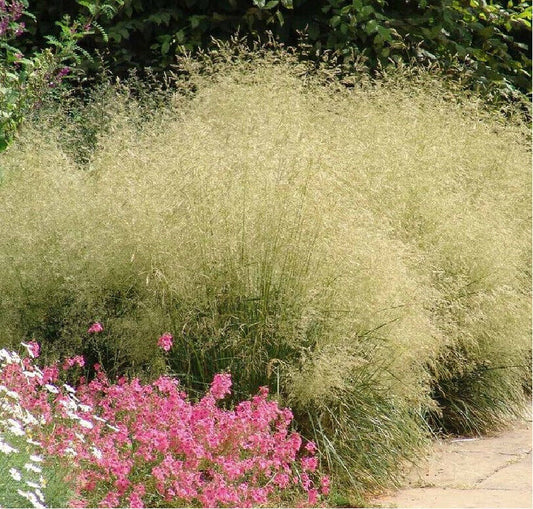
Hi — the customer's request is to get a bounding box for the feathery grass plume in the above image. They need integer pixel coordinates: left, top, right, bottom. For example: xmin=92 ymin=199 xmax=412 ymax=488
xmin=0 ymin=43 xmax=530 ymax=494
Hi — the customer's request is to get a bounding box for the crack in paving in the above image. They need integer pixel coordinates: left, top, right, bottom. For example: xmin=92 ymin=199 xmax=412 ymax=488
xmin=473 ymin=450 xmax=532 ymax=487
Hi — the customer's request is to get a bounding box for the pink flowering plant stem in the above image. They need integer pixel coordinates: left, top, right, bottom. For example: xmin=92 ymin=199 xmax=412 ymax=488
xmin=0 ymin=339 xmax=329 ymax=507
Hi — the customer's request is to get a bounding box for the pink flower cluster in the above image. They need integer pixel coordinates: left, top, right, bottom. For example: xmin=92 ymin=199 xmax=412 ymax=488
xmin=157 ymin=332 xmax=173 ymax=352
xmin=87 ymin=322 xmax=103 ymax=334
xmin=0 ymin=343 xmax=330 ymax=508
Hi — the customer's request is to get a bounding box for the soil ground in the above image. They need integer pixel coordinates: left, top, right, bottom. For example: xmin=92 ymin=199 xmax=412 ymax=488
xmin=370 ymin=408 xmax=532 ymax=508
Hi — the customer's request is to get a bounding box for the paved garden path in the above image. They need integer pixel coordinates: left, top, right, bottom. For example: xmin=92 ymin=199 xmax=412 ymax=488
xmin=371 ymin=408 xmax=532 ymax=508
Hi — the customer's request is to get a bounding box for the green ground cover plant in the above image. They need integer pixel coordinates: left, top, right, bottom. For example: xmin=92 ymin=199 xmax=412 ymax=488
xmin=0 ymin=46 xmax=530 ymax=500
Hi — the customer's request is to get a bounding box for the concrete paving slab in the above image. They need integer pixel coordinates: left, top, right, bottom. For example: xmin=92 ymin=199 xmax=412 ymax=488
xmin=477 ymin=452 xmax=532 ymax=491
xmin=373 ymin=487 xmax=532 ymax=508
xmin=370 ymin=410 xmax=532 ymax=509
xmin=404 ymin=445 xmax=518 ymax=489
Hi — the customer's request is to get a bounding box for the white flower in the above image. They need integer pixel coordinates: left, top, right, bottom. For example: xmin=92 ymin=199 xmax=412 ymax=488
xmin=65 ymin=410 xmax=78 ymax=421
xmin=63 ymin=383 xmax=76 ymax=394
xmin=27 ymin=438 xmax=41 ymax=447
xmin=91 ymin=446 xmax=103 ymax=460
xmin=9 ymin=468 xmax=22 ymax=481
xmin=7 ymin=418 xmax=25 ymax=436
xmin=16 ymin=490 xmax=46 ymax=509
xmin=44 ymin=384 xmax=59 ymax=394
xmin=35 ymin=488 xmax=45 ymax=502
xmin=0 ymin=441 xmax=19 ymax=454
xmin=7 ymin=406 xmax=24 ymax=421
xmin=9 ymin=426 xmax=26 ymax=437
xmin=78 ymin=418 xmax=93 ymax=429
xmin=64 ymin=447 xmax=77 ymax=457
xmin=32 ymin=366 xmax=44 ymax=376
xmin=20 ymin=342 xmax=36 ymax=358
xmin=78 ymin=403 xmax=91 ymax=412
xmin=24 ymin=463 xmax=42 ymax=474
xmin=30 ymin=454 xmax=43 ymax=463
xmin=21 ymin=412 xmax=38 ymax=426
xmin=60 ymin=399 xmax=77 ymax=411
xmin=26 ymin=480 xmax=41 ymax=489
xmin=8 ymin=351 xmax=21 ymax=363
xmin=0 ymin=348 xmax=18 ymax=363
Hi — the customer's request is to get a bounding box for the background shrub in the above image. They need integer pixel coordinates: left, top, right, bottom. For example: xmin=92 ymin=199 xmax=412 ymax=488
xmin=0 ymin=48 xmax=530 ymax=495
xmin=17 ymin=0 xmax=532 ymax=97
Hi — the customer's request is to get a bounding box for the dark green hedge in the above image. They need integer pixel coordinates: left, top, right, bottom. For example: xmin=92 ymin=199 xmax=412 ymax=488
xmin=20 ymin=1 xmax=532 ymax=94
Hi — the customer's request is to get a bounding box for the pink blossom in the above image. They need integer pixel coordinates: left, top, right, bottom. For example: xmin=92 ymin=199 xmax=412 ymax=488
xmin=63 ymin=355 xmax=85 ymax=370
xmin=87 ymin=322 xmax=103 ymax=334
xmin=27 ymin=340 xmax=40 ymax=358
xmin=68 ymin=499 xmax=88 ymax=508
xmin=274 ymin=472 xmax=290 ymax=488
xmin=320 ymin=475 xmax=331 ymax=495
xmin=308 ymin=488 xmax=319 ymax=505
xmin=128 ymin=491 xmax=144 ymax=508
xmin=157 ymin=333 xmax=173 ymax=352
xmin=56 ymin=66 xmax=70 ymax=78
xmin=0 ymin=344 xmax=326 ymax=508
xmin=209 ymin=372 xmax=232 ymax=400
xmin=301 ymin=455 xmax=319 ymax=472
xmin=305 ymin=441 xmax=317 ymax=453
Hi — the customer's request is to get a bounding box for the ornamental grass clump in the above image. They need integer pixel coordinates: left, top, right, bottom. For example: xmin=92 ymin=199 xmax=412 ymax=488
xmin=0 ymin=340 xmax=327 ymax=507
xmin=0 ymin=44 xmax=530 ymax=495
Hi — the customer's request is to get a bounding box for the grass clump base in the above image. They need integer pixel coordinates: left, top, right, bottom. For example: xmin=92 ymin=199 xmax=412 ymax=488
xmin=0 ymin=43 xmax=530 ymax=499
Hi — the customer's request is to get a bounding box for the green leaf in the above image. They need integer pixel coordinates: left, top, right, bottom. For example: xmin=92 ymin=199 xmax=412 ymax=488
xmin=360 ymin=5 xmax=375 ymax=18
xmin=190 ymin=15 xmax=202 ymax=29
xmin=281 ymin=0 xmax=293 ymax=8
xmin=0 ymin=136 xmax=9 ymax=152
xmin=365 ymin=19 xmax=378 ymax=34
xmin=331 ymin=15 xmax=341 ymax=28
xmin=517 ymin=7 xmax=531 ymax=19
xmin=376 ymin=25 xmax=391 ymax=41
xmin=76 ymin=0 xmax=97 ymax=15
